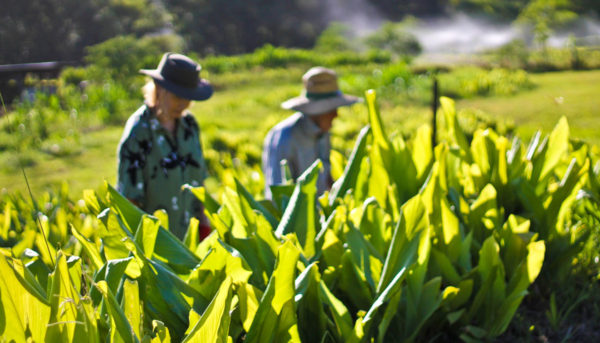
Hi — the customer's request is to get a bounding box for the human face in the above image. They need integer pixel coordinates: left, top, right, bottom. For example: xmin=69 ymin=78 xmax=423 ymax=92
xmin=156 ymin=86 xmax=191 ymax=120
xmin=311 ymin=108 xmax=338 ymax=132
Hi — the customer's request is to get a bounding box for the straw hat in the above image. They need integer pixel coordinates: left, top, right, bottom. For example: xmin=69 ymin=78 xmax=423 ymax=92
xmin=281 ymin=67 xmax=360 ymax=116
xmin=140 ymin=52 xmax=213 ymax=101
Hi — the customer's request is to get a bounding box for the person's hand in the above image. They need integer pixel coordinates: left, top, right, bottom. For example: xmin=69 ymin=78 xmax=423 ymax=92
xmin=199 ymin=223 xmax=212 ymax=241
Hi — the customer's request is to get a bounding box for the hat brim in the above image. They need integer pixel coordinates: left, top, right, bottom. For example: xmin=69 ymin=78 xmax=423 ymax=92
xmin=281 ymin=94 xmax=361 ymax=116
xmin=140 ymin=69 xmax=213 ymax=101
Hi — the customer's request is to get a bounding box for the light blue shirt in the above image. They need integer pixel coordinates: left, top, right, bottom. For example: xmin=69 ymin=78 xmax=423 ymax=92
xmin=262 ymin=112 xmax=332 ymax=199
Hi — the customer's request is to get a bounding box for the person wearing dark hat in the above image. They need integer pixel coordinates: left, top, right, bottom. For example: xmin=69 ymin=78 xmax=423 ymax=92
xmin=262 ymin=66 xmax=361 ymax=199
xmin=117 ymin=52 xmax=213 ymax=240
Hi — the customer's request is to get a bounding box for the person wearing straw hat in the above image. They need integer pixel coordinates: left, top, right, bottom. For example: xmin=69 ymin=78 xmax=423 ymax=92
xmin=117 ymin=52 xmax=213 ymax=240
xmin=262 ymin=66 xmax=361 ymax=199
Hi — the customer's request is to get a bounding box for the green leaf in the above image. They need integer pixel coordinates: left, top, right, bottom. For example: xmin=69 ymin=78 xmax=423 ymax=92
xmin=538 ymin=116 xmax=570 ymax=182
xmin=150 ymin=320 xmax=171 ymax=343
xmin=46 ymin=252 xmax=81 ymax=342
xmin=121 ymin=279 xmax=141 ymax=340
xmin=237 ymin=283 xmax=263 ymax=332
xmin=439 ymin=97 xmax=470 ymax=158
xmin=377 ymin=194 xmax=428 ymax=294
xmin=234 ymin=178 xmax=279 ymax=229
xmin=319 ymin=280 xmax=354 ymax=340
xmin=71 ymin=225 xmax=104 ymax=271
xmin=95 ymin=280 xmax=139 ymax=343
xmin=0 ymin=253 xmax=50 ymax=342
xmin=275 ymin=160 xmax=322 ymax=257
xmin=187 ymin=242 xmax=253 ymax=301
xmin=134 ymin=215 xmax=161 ymax=258
xmin=107 ymin=183 xmax=200 ymax=274
xmin=338 ymin=250 xmax=374 ymax=310
xmin=183 ymin=277 xmax=233 ymax=343
xmin=411 ymin=124 xmax=433 ymax=181
xmin=365 ymin=89 xmax=390 ymax=151
xmin=184 ymin=185 xmax=221 ymax=214
xmin=245 ymin=240 xmax=301 ymax=343
xmin=295 ymin=263 xmax=329 ymax=343
xmin=329 ymin=126 xmax=371 ymax=205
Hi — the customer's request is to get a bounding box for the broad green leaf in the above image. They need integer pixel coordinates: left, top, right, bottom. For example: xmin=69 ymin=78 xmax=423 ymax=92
xmin=234 ymin=178 xmax=279 ymax=229
xmin=0 ymin=253 xmax=50 ymax=342
xmin=363 ymin=260 xmax=409 ymax=324
xmin=358 ymin=197 xmax=390 ymax=258
xmin=237 ymin=283 xmax=263 ymax=332
xmin=329 ymin=125 xmax=371 ymax=205
xmin=71 ymin=225 xmax=104 ymax=270
xmin=377 ymin=289 xmax=402 ymax=343
xmin=107 ymin=183 xmax=200 ymax=274
xmin=95 ymin=280 xmax=139 ymax=343
xmin=488 ymin=241 xmax=545 ymax=336
xmin=404 ymin=276 xmax=442 ymax=342
xmin=431 ymin=248 xmax=461 ymax=284
xmin=295 ymin=263 xmax=328 ymax=343
xmin=345 ymin=223 xmax=383 ymax=289
xmin=150 ymin=320 xmax=171 ymax=343
xmin=73 ymin=297 xmax=100 ymax=343
xmin=377 ymin=194 xmax=428 ymax=294
xmin=319 ymin=280 xmax=354 ymax=340
xmin=188 ymin=242 xmax=253 ymax=301
xmin=106 ymin=183 xmax=146 ymax=234
xmin=184 ymin=217 xmax=200 ymax=252
xmin=411 ymin=124 xmax=433 ymax=181
xmin=538 ymin=116 xmax=569 ymax=182
xmin=184 ymin=185 xmax=221 ymax=214
xmin=25 ymin=255 xmax=51 ymax=293
xmin=276 ymin=160 xmax=321 ymax=257
xmin=442 ymin=279 xmax=474 ymax=311
xmin=122 ymin=278 xmax=143 ymax=339
xmin=330 ymin=148 xmax=346 ymax=180
xmin=365 ymin=89 xmax=390 ymax=150
xmin=245 ymin=240 xmax=301 ymax=343
xmin=134 ymin=215 xmax=160 ymax=258
xmin=468 ymin=184 xmax=500 ymax=242
xmin=183 ymin=277 xmax=233 ymax=343
xmin=46 ymin=252 xmax=81 ymax=342
xmin=338 ymin=250 xmax=374 ymax=310
xmin=439 ymin=97 xmax=470 ymax=158
xmin=547 ymin=158 xmax=589 ymax=231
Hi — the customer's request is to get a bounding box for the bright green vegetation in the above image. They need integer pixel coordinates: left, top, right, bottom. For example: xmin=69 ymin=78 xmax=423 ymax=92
xmin=1 ymin=66 xmax=598 ymax=198
xmin=1 ymin=93 xmax=598 ymax=342
xmin=457 ymin=69 xmax=600 ymax=147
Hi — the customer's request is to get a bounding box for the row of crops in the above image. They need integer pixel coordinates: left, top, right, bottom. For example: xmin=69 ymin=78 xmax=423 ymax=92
xmin=1 ymin=91 xmax=599 ymax=342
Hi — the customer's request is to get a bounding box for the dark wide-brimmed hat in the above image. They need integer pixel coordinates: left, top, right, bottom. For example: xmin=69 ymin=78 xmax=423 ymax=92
xmin=140 ymin=53 xmax=213 ymax=101
xmin=281 ymin=66 xmax=360 ymax=116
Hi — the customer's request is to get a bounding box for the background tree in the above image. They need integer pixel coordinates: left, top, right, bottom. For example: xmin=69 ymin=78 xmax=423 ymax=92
xmin=517 ymin=0 xmax=578 ymax=50
xmin=0 ymin=0 xmax=170 ymax=64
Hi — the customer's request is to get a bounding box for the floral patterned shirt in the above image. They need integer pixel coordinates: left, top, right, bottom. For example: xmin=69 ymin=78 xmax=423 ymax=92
xmin=117 ymin=105 xmax=208 ymax=239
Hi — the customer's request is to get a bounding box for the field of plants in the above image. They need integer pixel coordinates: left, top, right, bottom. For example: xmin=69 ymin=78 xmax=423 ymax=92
xmin=1 ymin=85 xmax=600 ymax=341
xmin=1 ymin=38 xmax=600 ymax=341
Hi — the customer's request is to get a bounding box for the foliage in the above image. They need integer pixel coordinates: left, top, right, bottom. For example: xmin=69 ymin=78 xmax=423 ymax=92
xmin=439 ymin=67 xmax=533 ymax=98
xmin=1 ymin=90 xmax=598 ymax=342
xmin=364 ymin=21 xmax=422 ymax=59
xmin=517 ymin=0 xmax=578 ymax=49
xmin=0 ymin=0 xmax=170 ymax=64
xmin=315 ymin=22 xmax=357 ymax=52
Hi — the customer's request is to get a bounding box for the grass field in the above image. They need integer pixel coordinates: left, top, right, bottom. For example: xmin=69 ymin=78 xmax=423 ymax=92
xmin=1 ymin=68 xmax=598 ymax=198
